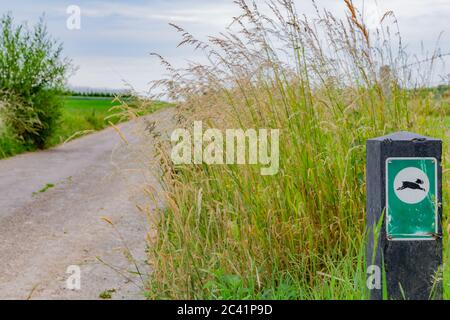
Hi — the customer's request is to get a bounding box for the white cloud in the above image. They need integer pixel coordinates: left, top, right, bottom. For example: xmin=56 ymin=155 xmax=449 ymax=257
xmin=2 ymin=0 xmax=448 ymax=89
xmin=79 ymin=1 xmax=239 ymax=27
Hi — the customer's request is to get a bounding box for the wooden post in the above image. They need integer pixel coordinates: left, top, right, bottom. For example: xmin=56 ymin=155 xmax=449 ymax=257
xmin=366 ymin=131 xmax=443 ymax=300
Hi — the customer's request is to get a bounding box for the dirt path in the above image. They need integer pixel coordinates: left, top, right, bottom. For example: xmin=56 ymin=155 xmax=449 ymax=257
xmin=0 ymin=108 xmax=174 ymax=300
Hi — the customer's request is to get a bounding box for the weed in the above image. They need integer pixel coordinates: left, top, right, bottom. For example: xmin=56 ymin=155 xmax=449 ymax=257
xmin=32 ymin=183 xmax=55 ymax=196
xmin=99 ymin=289 xmax=116 ymax=300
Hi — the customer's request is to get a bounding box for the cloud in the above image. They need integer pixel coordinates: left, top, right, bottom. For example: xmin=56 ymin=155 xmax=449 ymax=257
xmin=1 ymin=0 xmax=448 ymax=90
xmin=78 ymin=1 xmax=239 ymax=27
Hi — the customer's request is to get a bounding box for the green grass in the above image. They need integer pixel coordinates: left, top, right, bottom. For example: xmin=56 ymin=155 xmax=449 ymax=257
xmin=99 ymin=288 xmax=116 ymax=300
xmin=0 ymin=96 xmax=168 ymax=159
xmin=32 ymin=183 xmax=56 ymax=196
xmin=0 ymin=125 xmax=29 ymax=158
xmin=47 ymin=96 xmax=123 ymax=146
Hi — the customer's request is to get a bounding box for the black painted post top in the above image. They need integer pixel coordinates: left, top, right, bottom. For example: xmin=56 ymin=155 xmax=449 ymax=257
xmin=366 ymin=131 xmax=443 ymax=300
xmin=368 ymin=131 xmax=441 ymax=140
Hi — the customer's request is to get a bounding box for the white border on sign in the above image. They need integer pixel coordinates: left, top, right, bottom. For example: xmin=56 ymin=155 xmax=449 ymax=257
xmin=385 ymin=157 xmax=439 ymax=241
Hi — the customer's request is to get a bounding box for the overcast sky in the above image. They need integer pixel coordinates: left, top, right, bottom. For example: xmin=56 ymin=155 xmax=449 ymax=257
xmin=1 ymin=0 xmax=449 ymax=92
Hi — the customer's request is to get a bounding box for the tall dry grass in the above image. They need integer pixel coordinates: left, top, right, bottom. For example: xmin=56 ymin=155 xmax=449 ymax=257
xmin=140 ymin=0 xmax=449 ymax=299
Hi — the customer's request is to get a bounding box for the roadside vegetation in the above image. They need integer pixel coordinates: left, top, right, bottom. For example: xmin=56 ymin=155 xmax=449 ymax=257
xmin=0 ymin=94 xmax=167 ymax=158
xmin=0 ymin=13 xmax=72 ymax=152
xmin=0 ymin=13 xmax=168 ymax=159
xmin=0 ymin=95 xmax=121 ymax=157
xmin=46 ymin=96 xmax=124 ymax=147
xmin=140 ymin=0 xmax=449 ymax=299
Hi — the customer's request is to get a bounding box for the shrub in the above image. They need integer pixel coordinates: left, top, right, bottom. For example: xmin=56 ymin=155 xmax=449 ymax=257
xmin=0 ymin=13 xmax=72 ymax=149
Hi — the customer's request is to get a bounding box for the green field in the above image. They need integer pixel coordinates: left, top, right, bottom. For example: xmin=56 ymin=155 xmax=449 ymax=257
xmin=0 ymin=96 xmax=167 ymax=159
xmin=48 ymin=96 xmax=123 ymax=146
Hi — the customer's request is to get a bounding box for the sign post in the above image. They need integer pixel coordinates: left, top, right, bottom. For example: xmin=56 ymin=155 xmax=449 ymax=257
xmin=366 ymin=132 xmax=443 ymax=300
